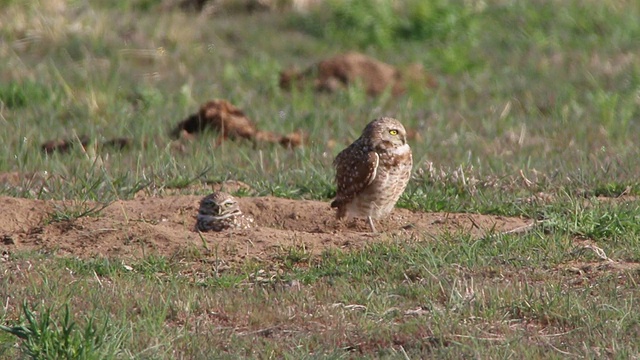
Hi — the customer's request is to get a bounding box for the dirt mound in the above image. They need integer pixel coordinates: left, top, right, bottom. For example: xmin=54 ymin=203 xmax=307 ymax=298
xmin=280 ymin=52 xmax=436 ymax=97
xmin=0 ymin=195 xmax=531 ymax=264
xmin=171 ymin=99 xmax=306 ymax=148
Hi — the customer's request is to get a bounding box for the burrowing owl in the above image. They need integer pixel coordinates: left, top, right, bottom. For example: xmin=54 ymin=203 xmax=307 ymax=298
xmin=196 ymin=191 xmax=254 ymax=232
xmin=331 ymin=117 xmax=413 ymax=232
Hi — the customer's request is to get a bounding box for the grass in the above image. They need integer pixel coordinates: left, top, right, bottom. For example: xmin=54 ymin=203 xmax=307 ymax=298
xmin=1 ymin=232 xmax=639 ymax=358
xmin=1 ymin=0 xmax=640 ymax=358
xmin=0 ymin=301 xmax=126 ymax=359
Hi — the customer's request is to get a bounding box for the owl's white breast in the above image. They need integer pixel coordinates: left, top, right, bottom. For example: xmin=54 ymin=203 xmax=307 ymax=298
xmin=389 ymin=143 xmax=411 ymax=155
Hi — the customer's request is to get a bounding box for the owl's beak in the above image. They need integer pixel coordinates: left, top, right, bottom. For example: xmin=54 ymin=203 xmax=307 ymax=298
xmin=216 ymin=207 xmax=222 ymax=215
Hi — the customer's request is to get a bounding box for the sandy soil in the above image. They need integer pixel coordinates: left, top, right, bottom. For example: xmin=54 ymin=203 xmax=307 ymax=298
xmin=0 ymin=194 xmax=532 ymax=265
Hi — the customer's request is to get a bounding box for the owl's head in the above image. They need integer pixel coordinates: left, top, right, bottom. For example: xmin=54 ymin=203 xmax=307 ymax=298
xmin=199 ymin=191 xmax=242 ymax=219
xmin=362 ymin=117 xmax=408 ymax=149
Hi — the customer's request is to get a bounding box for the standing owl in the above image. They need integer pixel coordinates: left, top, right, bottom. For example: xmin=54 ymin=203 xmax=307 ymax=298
xmin=196 ymin=191 xmax=254 ymax=232
xmin=331 ymin=117 xmax=413 ymax=232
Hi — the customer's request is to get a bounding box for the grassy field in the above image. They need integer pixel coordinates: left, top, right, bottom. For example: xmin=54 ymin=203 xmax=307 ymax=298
xmin=2 ymin=0 xmax=640 ymax=358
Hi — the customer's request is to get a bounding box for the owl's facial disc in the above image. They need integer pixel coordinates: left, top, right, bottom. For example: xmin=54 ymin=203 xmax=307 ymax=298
xmin=386 ymin=127 xmax=406 ymax=146
xmin=217 ymin=199 xmax=236 ymax=214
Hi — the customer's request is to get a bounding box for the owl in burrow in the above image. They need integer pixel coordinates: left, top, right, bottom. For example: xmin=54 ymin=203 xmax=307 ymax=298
xmin=331 ymin=117 xmax=413 ymax=232
xmin=196 ymin=191 xmax=254 ymax=232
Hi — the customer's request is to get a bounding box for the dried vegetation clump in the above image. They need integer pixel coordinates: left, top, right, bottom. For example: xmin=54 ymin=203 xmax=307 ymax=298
xmin=280 ymin=52 xmax=436 ymax=96
xmin=171 ymin=99 xmax=306 ymax=148
xmin=169 ymin=0 xmax=323 ymax=14
xmin=41 ymin=136 xmax=133 ymax=154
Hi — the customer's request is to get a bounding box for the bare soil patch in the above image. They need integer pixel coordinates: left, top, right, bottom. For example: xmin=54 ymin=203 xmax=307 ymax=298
xmin=0 ymin=195 xmax=531 ymax=263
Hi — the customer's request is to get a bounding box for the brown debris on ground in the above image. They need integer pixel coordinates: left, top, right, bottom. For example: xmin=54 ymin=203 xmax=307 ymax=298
xmin=167 ymin=0 xmax=322 ymax=14
xmin=554 ymin=239 xmax=640 ymax=286
xmin=170 ymin=99 xmax=306 ymax=148
xmin=0 ymin=195 xmax=531 ymax=264
xmin=170 ymin=99 xmax=257 ymax=143
xmin=278 ymin=129 xmax=307 ymax=149
xmin=41 ymin=135 xmax=90 ymax=154
xmin=280 ymin=52 xmax=437 ymax=96
xmin=41 ymin=136 xmax=133 ymax=154
xmin=250 ymin=129 xmax=306 ymax=149
xmin=102 ymin=137 xmax=133 ymax=150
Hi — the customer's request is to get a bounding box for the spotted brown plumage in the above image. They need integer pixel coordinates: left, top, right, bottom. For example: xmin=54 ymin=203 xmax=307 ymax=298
xmin=196 ymin=192 xmax=254 ymax=232
xmin=331 ymin=117 xmax=413 ymax=232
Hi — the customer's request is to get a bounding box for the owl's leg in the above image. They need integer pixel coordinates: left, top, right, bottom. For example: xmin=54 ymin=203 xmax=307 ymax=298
xmin=367 ymin=216 xmax=377 ymax=233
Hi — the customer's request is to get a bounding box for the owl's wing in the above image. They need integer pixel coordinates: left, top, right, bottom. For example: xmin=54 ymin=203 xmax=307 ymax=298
xmin=333 ymin=149 xmax=379 ymax=205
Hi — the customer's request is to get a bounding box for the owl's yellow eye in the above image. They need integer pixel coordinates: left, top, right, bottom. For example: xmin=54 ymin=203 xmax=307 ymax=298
xmin=389 ymin=129 xmax=398 ymax=136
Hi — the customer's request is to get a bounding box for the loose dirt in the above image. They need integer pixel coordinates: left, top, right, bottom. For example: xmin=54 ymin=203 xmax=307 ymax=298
xmin=0 ymin=195 xmax=531 ymax=264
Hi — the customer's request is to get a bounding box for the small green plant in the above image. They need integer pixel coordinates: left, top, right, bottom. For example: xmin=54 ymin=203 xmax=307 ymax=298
xmin=542 ymin=200 xmax=640 ymax=242
xmin=164 ymin=166 xmax=211 ymax=189
xmin=0 ymin=81 xmax=51 ymax=108
xmin=279 ymin=245 xmax=312 ymax=270
xmin=0 ymin=301 xmax=121 ymax=359
xmin=45 ymin=201 xmax=110 ymax=224
xmin=60 ymin=257 xmax=124 ymax=278
xmin=95 ymin=0 xmax=163 ymax=11
xmin=133 ymin=254 xmax=174 ymax=277
xmin=292 ymin=0 xmax=479 ymax=49
xmin=593 ymin=182 xmax=640 ymax=197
